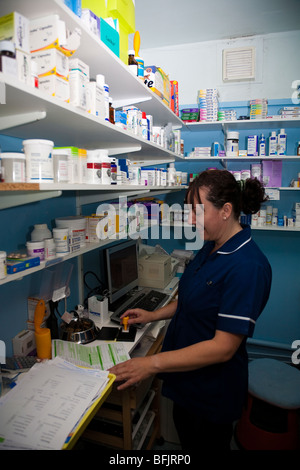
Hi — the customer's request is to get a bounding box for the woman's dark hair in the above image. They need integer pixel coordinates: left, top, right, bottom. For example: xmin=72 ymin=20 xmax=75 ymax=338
xmin=186 ymin=169 xmax=268 ymax=219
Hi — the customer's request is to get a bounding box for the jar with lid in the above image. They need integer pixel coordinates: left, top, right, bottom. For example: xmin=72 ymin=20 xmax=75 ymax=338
xmin=0 ymin=40 xmax=17 ymax=75
xmin=31 ymin=224 xmax=52 ymax=241
xmin=226 ymin=131 xmax=239 ymax=157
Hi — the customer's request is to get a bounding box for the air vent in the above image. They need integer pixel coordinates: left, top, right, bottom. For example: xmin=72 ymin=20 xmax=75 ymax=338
xmin=223 ymin=46 xmax=256 ymax=81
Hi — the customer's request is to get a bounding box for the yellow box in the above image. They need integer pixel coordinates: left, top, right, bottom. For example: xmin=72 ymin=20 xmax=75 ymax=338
xmin=81 ymin=0 xmax=107 ymax=18
xmin=144 ymin=66 xmax=170 ymax=106
xmin=107 ymin=0 xmax=135 ymax=64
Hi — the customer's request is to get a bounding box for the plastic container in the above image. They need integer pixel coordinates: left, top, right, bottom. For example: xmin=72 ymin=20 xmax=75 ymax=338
xmin=26 ymin=240 xmax=45 ymax=260
xmin=268 ymin=132 xmax=277 ymax=156
xmin=55 ymin=216 xmax=86 ymax=247
xmin=0 ymin=251 xmax=7 ymax=279
xmin=31 ymin=224 xmax=52 ymax=241
xmin=167 ymin=163 xmax=176 ymax=186
xmin=259 ymin=134 xmax=266 ymax=157
xmin=0 ymin=40 xmax=16 ymax=75
xmin=86 ymin=150 xmax=102 ymax=184
xmin=52 ymin=227 xmax=69 ymax=254
xmin=1 ymin=152 xmax=26 ymax=182
xmin=44 ymin=238 xmax=56 ymax=260
xmin=100 ymin=151 xmax=111 ymax=185
xmin=226 ymin=131 xmax=239 ymax=156
xmin=53 ymin=149 xmax=70 ymax=183
xmin=23 ymin=139 xmax=54 ymax=183
xmin=277 ymin=129 xmax=287 ymax=155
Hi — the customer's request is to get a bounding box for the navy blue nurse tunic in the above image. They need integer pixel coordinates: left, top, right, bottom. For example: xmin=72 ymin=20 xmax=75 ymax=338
xmin=161 ymin=225 xmax=272 ymax=424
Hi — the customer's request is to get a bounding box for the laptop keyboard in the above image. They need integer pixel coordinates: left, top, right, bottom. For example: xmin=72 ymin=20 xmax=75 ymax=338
xmin=115 ymin=290 xmax=168 ymax=319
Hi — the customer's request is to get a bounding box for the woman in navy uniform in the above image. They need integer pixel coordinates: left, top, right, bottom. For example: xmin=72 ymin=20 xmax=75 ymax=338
xmin=110 ymin=169 xmax=272 ymax=450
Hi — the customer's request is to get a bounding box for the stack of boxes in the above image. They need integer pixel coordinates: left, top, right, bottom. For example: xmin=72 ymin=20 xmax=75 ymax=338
xmin=197 ymin=88 xmax=219 ymax=122
xmin=0 ymin=12 xmax=31 ymax=86
xmin=250 ymin=98 xmax=268 ymax=120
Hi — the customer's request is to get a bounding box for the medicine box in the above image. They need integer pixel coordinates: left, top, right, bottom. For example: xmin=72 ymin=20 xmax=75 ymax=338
xmin=100 ymin=17 xmax=120 ymax=58
xmin=81 ymin=9 xmax=100 ymax=38
xmin=144 ymin=66 xmax=170 ymax=106
xmin=30 ymin=14 xmax=80 ymax=56
xmin=0 ymin=11 xmax=30 ymax=53
xmin=262 ymin=160 xmax=282 ymax=187
xmin=107 ymin=0 xmax=135 ymax=63
xmin=31 ymin=49 xmax=69 ymax=78
xmin=86 ymin=81 xmax=105 ymax=117
xmin=16 ymin=50 xmax=31 ymax=85
xmin=69 ymin=57 xmax=90 ymax=80
xmin=39 ymin=74 xmax=70 ymax=102
xmin=7 ymin=256 xmax=40 ymax=274
xmin=247 ymin=135 xmax=258 ymax=156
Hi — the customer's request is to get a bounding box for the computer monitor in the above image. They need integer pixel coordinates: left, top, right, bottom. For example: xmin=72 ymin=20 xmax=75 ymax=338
xmin=105 ymin=240 xmax=139 ymax=305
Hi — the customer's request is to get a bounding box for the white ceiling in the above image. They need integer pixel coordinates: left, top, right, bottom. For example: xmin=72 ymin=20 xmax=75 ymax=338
xmin=135 ymin=0 xmax=300 ymax=49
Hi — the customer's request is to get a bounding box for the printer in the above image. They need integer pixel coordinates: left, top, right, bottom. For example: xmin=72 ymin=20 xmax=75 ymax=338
xmin=138 ymin=253 xmax=178 ymax=289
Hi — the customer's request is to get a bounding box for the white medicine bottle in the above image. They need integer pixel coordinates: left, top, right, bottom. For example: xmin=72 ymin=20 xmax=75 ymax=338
xmin=167 ymin=163 xmax=176 ymax=186
xmin=31 ymin=224 xmax=52 ymax=241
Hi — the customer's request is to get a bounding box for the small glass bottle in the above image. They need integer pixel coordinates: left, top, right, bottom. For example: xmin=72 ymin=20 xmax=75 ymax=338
xmin=109 ymin=98 xmax=115 ymax=124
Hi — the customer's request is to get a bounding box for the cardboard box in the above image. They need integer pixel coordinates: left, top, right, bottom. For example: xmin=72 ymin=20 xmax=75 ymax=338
xmin=16 ymin=50 xmax=31 ymax=85
xmin=86 ymin=81 xmax=105 ymax=117
xmin=262 ymin=160 xmax=282 ymax=187
xmin=31 ymin=48 xmax=69 ymax=78
xmin=39 ymin=74 xmax=70 ymax=102
xmin=144 ymin=66 xmax=170 ymax=106
xmin=138 ymin=253 xmax=173 ymax=289
xmin=30 ymin=14 xmax=80 ymax=56
xmin=107 ymin=0 xmax=135 ymax=64
xmin=81 ymin=9 xmax=100 ymax=38
xmin=0 ymin=11 xmax=30 ymax=53
xmin=170 ymin=80 xmax=179 ymax=116
xmin=81 ymin=0 xmax=107 ymax=18
xmin=7 ymin=256 xmax=40 ymax=274
xmin=100 ymin=17 xmax=119 ymax=57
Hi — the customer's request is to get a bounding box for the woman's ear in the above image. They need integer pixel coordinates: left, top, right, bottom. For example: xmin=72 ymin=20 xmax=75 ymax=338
xmin=222 ymin=202 xmax=233 ymax=219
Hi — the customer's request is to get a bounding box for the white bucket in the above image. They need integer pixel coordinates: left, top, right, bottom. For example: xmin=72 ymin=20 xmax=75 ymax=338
xmin=55 ymin=216 xmax=86 ymax=247
xmin=26 ymin=240 xmax=45 ymax=260
xmin=23 ymin=139 xmax=54 ymax=183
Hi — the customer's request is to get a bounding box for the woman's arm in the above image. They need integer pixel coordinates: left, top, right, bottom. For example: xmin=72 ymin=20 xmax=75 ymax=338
xmin=109 ymin=329 xmax=244 ymax=390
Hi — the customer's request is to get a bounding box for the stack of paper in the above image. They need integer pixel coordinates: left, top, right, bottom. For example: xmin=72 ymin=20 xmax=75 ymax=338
xmin=0 ymin=340 xmax=127 ymax=450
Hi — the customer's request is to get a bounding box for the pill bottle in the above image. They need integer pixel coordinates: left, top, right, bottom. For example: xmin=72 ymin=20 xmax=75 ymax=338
xmin=167 ymin=163 xmax=176 ymax=186
xmin=226 ymin=131 xmax=239 ymax=156
xmin=44 ymin=238 xmax=56 ymax=260
xmin=0 ymin=40 xmax=16 ymax=75
xmin=53 ymin=228 xmax=69 ymax=254
xmin=86 ymin=150 xmax=102 ymax=184
xmin=297 ymin=142 xmax=300 ymax=156
xmin=0 ymin=251 xmax=7 ymax=279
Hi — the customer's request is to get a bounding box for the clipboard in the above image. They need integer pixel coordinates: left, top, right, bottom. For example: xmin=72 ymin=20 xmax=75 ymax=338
xmin=62 ymin=373 xmax=115 ymax=450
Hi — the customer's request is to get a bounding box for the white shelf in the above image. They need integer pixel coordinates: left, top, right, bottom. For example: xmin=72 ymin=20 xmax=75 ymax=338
xmin=185 ymin=118 xmax=300 ymax=131
xmin=0 ymin=73 xmax=183 ymax=161
xmin=0 ymin=0 xmax=182 ymax=129
xmin=184 ymin=155 xmax=300 ymax=161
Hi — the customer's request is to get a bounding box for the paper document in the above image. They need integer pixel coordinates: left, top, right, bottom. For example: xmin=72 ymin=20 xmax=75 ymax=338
xmin=0 ymin=357 xmax=110 ymax=450
xmin=52 ymin=339 xmax=130 ymax=369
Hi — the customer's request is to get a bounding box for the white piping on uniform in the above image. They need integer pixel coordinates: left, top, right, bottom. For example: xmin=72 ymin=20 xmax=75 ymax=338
xmin=218 ymin=313 xmax=256 ymax=325
xmin=217 ymin=237 xmax=252 ymax=255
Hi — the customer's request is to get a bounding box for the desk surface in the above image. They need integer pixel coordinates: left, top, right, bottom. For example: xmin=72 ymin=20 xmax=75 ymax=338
xmin=90 ymin=280 xmax=179 ymax=355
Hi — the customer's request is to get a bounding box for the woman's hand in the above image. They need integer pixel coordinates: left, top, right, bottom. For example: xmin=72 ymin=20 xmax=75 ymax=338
xmin=120 ymin=308 xmax=153 ymax=326
xmin=109 ymin=356 xmax=156 ymax=390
